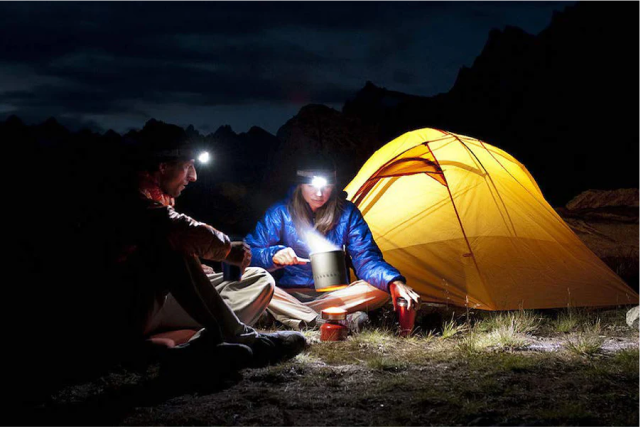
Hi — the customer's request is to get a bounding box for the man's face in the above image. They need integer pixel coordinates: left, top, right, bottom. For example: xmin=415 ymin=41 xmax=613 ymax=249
xmin=158 ymin=159 xmax=197 ymax=198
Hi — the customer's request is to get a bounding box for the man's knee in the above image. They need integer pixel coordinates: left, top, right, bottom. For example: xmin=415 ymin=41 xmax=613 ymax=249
xmin=244 ymin=267 xmax=275 ymax=298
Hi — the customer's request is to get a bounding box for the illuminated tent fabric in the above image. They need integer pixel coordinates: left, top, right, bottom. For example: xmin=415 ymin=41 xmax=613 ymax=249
xmin=344 ymin=128 xmax=638 ymax=310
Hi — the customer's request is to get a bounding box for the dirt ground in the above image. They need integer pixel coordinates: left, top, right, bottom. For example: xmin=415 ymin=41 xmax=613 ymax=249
xmin=12 ymin=307 xmax=639 ymax=426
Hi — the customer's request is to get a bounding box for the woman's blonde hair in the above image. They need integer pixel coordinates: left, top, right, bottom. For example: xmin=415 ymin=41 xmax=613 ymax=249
xmin=289 ymin=185 xmax=344 ymax=235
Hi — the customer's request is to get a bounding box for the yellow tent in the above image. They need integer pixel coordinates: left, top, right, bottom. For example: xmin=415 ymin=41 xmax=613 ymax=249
xmin=344 ymin=128 xmax=638 ymax=310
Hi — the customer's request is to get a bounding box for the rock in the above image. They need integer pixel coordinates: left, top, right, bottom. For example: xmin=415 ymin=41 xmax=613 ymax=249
xmin=626 ymin=306 xmax=639 ymax=328
xmin=566 ymin=189 xmax=639 ymax=211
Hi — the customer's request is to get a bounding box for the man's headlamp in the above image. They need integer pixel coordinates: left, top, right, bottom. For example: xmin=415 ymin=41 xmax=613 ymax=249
xmin=153 ymin=148 xmax=212 ymax=165
xmin=197 ymin=151 xmax=211 ymax=164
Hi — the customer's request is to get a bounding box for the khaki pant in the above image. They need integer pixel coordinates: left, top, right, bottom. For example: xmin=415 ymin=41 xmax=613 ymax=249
xmin=267 ymin=280 xmax=390 ymax=329
xmin=144 ymin=266 xmax=275 ymax=339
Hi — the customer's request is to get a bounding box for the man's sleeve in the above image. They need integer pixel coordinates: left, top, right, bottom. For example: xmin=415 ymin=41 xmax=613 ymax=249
xmin=145 ymin=201 xmax=231 ymax=261
xmin=245 ymin=205 xmax=287 ymax=272
xmin=345 ymin=205 xmax=405 ymax=293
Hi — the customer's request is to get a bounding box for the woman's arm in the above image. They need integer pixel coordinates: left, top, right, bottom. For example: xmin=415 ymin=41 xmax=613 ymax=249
xmin=346 ymin=206 xmax=420 ymax=307
xmin=345 ymin=205 xmax=405 ymax=293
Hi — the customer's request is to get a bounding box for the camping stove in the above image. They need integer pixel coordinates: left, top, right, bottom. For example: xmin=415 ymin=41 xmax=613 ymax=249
xmin=320 ymin=307 xmax=348 ymax=341
xmin=310 ymin=249 xmax=349 ymax=292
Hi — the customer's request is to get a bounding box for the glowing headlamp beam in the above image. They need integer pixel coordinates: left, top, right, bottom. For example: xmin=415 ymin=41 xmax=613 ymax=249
xmin=311 ymin=176 xmax=328 ymax=189
xmin=198 ymin=151 xmax=210 ymax=164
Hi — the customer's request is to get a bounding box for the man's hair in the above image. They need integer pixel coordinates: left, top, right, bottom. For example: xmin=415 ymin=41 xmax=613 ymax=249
xmin=129 ymin=119 xmax=195 ymax=172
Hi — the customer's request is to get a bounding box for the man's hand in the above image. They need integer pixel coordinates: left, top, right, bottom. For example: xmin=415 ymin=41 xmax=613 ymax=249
xmin=273 ymin=247 xmax=310 ymax=266
xmin=201 ymin=264 xmax=215 ymax=275
xmin=389 ymin=281 xmax=421 ymax=311
xmin=225 ymin=241 xmax=252 ymax=272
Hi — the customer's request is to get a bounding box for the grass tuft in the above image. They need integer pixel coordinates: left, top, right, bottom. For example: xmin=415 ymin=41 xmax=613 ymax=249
xmin=554 ymin=307 xmax=590 ymax=333
xmin=564 ymin=319 xmax=604 ymax=357
xmin=454 ymin=311 xmax=536 ymax=354
xmin=613 ymin=348 xmax=639 ymax=374
xmin=365 ymin=356 xmax=407 ymax=372
xmin=456 ymin=332 xmax=482 ymax=355
xmin=352 ymin=328 xmax=395 ymax=346
xmin=294 ymin=352 xmax=324 ymax=365
xmin=483 ymin=324 xmax=530 ymax=349
xmin=476 ymin=309 xmax=540 ymax=335
xmin=441 ymin=314 xmax=469 ymax=339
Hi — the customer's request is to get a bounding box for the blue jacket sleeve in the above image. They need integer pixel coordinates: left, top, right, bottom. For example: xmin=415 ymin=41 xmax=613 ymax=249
xmin=345 ymin=205 xmax=405 ymax=293
xmin=245 ymin=204 xmax=287 ymax=272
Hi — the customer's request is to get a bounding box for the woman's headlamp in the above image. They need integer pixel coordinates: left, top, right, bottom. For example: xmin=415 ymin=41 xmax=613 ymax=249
xmin=311 ymin=176 xmax=328 ymax=189
xmin=296 ymin=169 xmax=336 ymax=187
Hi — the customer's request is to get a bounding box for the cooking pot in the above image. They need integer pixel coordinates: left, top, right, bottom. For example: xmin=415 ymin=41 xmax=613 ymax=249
xmin=310 ymin=249 xmax=349 ymax=292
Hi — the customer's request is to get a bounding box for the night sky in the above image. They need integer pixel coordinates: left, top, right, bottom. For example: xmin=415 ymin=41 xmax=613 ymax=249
xmin=0 ymin=1 xmax=574 ymax=135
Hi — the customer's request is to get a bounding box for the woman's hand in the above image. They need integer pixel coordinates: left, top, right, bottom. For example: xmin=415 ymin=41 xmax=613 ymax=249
xmin=273 ymin=247 xmax=310 ymax=266
xmin=389 ymin=281 xmax=421 ymax=311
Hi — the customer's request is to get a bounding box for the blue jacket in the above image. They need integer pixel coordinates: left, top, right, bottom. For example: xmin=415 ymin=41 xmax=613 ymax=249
xmin=245 ymin=194 xmax=405 ymax=293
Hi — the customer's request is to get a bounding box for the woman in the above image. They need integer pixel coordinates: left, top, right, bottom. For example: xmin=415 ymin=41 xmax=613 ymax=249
xmin=245 ymin=157 xmax=420 ymax=331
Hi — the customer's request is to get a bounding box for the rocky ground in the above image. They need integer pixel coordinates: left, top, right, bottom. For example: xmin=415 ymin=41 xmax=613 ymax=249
xmin=557 ymin=188 xmax=639 ymax=291
xmin=12 ymin=307 xmax=639 ymax=426
xmin=9 ymin=189 xmax=638 ymax=426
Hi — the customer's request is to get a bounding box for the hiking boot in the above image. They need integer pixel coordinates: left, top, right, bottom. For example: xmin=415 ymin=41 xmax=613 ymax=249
xmin=255 ymin=310 xmax=276 ymax=329
xmin=299 ymin=314 xmax=326 ymax=331
xmin=160 ymin=330 xmax=254 ymax=385
xmin=346 ymin=311 xmax=370 ymax=334
xmin=250 ymin=331 xmax=307 ymax=368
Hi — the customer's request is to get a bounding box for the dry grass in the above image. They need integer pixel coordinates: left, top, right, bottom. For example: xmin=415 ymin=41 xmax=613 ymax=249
xmin=554 ymin=306 xmax=591 ymax=332
xmin=440 ymin=313 xmax=469 ymax=339
xmin=475 ymin=309 xmax=541 ymax=334
xmin=564 ymin=318 xmax=605 ymax=357
xmin=15 ymin=307 xmax=639 ymax=426
xmin=452 ymin=309 xmax=540 ymax=354
xmin=614 ymin=348 xmax=640 ymax=373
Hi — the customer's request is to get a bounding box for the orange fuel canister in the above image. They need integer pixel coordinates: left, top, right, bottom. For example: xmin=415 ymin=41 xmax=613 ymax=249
xmin=320 ymin=307 xmax=348 ymax=341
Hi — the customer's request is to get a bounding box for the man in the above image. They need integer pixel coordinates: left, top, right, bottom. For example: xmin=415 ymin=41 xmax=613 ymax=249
xmin=110 ymin=120 xmax=305 ymax=377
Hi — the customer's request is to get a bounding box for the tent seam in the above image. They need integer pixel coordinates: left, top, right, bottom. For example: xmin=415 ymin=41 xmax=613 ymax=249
xmin=427 ymin=143 xmax=497 ymax=310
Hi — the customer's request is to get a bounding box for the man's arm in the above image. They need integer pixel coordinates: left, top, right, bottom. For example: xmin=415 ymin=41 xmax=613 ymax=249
xmin=143 ymin=200 xmax=232 ymax=261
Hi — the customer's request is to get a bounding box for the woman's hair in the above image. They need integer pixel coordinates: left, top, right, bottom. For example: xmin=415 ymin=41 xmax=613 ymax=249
xmin=289 ymin=185 xmax=345 ymax=235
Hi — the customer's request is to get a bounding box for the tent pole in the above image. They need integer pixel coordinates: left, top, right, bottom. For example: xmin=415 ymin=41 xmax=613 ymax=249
xmin=428 ymin=143 xmax=494 ymax=309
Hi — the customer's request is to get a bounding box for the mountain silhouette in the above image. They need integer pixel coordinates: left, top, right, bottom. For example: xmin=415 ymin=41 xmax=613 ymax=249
xmin=340 ymin=1 xmax=638 ymax=205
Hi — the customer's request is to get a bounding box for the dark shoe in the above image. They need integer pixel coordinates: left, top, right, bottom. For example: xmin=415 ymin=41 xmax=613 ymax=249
xmin=250 ymin=331 xmax=307 ymax=368
xmin=300 ymin=315 xmax=326 ymax=331
xmin=160 ymin=331 xmax=254 ymax=386
xmin=346 ymin=311 xmax=370 ymax=334
xmin=255 ymin=310 xmax=276 ymax=329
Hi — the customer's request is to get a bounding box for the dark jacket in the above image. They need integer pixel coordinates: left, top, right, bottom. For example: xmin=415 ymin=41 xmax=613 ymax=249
xmin=245 ymin=195 xmax=404 ymax=293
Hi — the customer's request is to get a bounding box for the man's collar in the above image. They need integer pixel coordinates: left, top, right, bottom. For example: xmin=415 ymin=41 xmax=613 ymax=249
xmin=137 ymin=171 xmax=175 ymax=207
